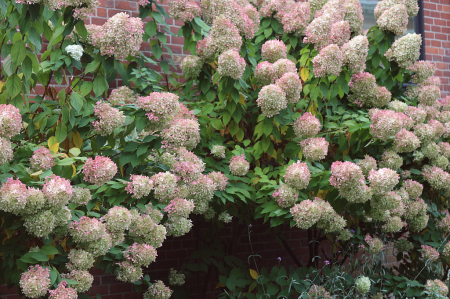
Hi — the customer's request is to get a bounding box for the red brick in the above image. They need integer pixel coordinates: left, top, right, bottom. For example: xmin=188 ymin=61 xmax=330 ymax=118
xmin=96 ymin=8 xmax=107 ymax=17
xmin=424 ymin=2 xmax=437 ymax=9
xmin=88 ymin=285 xmax=109 ymax=295
xmin=436 ymin=33 xmax=448 ymax=40
xmin=431 ymin=40 xmax=442 ymax=47
xmin=109 ymin=283 xmax=133 ymax=294
xmin=98 ymin=0 xmax=114 ymax=7
xmin=435 ymin=19 xmax=447 ymax=26
xmin=432 ymin=25 xmax=442 ymax=32
xmin=0 ymin=285 xmax=18 ymax=295
xmin=91 ymin=17 xmax=107 ymax=25
xmin=426 ymin=46 xmax=439 ymax=54
xmin=115 ymin=1 xmax=138 ymax=10
xmin=430 ymin=11 xmax=441 ymax=18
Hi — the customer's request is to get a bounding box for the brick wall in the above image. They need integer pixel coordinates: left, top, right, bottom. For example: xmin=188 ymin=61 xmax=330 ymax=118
xmin=423 ymin=0 xmax=450 ymax=96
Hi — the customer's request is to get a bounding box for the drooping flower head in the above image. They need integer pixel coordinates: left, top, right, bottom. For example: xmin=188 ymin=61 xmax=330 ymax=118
xmin=421 ymin=244 xmax=439 ymax=262
xmin=273 ymin=184 xmax=299 ymax=208
xmin=290 ymin=199 xmax=322 ymax=229
xmin=126 ymin=175 xmax=154 ymax=199
xmin=116 ymin=261 xmax=143 ymax=283
xmin=357 ymin=155 xmax=377 ymax=176
xmin=0 ymin=178 xmax=28 ymax=215
xmin=161 ymin=118 xmax=200 ymax=150
xmin=330 ymin=21 xmax=351 ymax=47
xmin=144 ymin=281 xmax=173 ymax=299
xmin=168 ymin=0 xmax=201 ymax=23
xmin=124 ymin=243 xmax=157 ymax=267
xmin=303 ymin=15 xmax=332 ymax=50
xmin=181 ymin=55 xmax=203 ymax=79
xmin=69 ymin=216 xmax=106 ymax=243
xmin=136 ymin=92 xmax=180 ymax=132
xmin=312 ymin=44 xmax=343 ymax=77
xmin=284 ymin=161 xmax=311 ymax=190
xmin=344 ymin=0 xmax=363 ymax=32
xmin=164 ymin=198 xmax=195 ymax=219
xmin=385 ymin=33 xmax=422 ymax=68
xmin=377 ymin=4 xmax=408 ymax=36
xmin=368 ymin=168 xmax=399 ymax=195
xmin=0 ymin=104 xmax=22 ymax=138
xmin=49 ymin=281 xmax=78 ymax=299
xmin=108 ymin=86 xmax=136 ymax=106
xmin=43 ymin=174 xmax=73 ymax=208
xmin=82 ymin=156 xmax=117 ymax=186
xmin=417 ymin=85 xmax=441 ymax=106
xmin=408 ymin=60 xmax=436 ymax=84
xmin=151 ymin=172 xmax=178 ymax=203
xmin=379 ymin=150 xmax=403 ymax=170
xmin=165 ymin=217 xmax=193 ymax=237
xmin=370 ymin=110 xmax=404 ymax=141
xmin=282 ymin=1 xmax=311 ymax=36
xmin=66 ymin=249 xmax=95 ymax=271
xmin=341 ymin=35 xmax=369 ymax=73
xmin=23 ymin=210 xmax=56 ymax=237
xmin=255 ymin=61 xmax=273 ymax=85
xmin=208 ymin=171 xmax=229 ymax=191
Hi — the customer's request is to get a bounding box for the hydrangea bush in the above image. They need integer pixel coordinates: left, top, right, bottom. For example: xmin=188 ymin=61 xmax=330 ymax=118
xmin=2 ymin=0 xmax=450 ymax=297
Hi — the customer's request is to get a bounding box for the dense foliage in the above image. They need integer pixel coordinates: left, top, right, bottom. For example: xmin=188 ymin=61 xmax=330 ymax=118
xmin=1 ymin=0 xmax=450 ymax=297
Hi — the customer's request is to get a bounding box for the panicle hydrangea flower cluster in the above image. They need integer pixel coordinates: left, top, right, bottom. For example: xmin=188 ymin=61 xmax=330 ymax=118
xmin=304 ymin=15 xmax=332 ymax=50
xmin=0 ymin=137 xmax=13 ymax=165
xmin=414 ymin=123 xmax=436 ymax=144
xmin=43 ymin=174 xmax=73 ymax=208
xmin=284 ymin=161 xmax=311 ymax=190
xmin=261 ymin=40 xmax=287 ymax=63
xmin=83 ymin=156 xmax=117 ymax=186
xmin=197 ymin=16 xmax=242 ymax=62
xmin=382 ymin=216 xmax=404 ymax=232
xmin=90 ymin=12 xmax=144 ymax=59
xmin=290 ymin=199 xmax=322 ymax=229
xmin=101 ymin=206 xmax=132 ymax=232
xmin=294 ymin=112 xmax=321 ymax=139
xmin=92 ymin=101 xmax=126 ymax=136
xmin=256 ymin=84 xmax=287 ymax=117
xmin=344 ymin=0 xmax=364 ymax=31
xmin=368 ymin=168 xmax=399 ymax=195
xmin=30 ymin=147 xmax=55 ymax=170
xmin=218 ymin=211 xmax=233 ymax=223
xmin=188 ymin=175 xmax=216 ymax=214
xmin=217 ymin=49 xmax=246 ymax=80
xmin=25 ymin=187 xmax=45 ymax=212
xmin=161 ymin=118 xmax=200 ymax=150
xmin=300 ymin=137 xmax=329 ymax=161
xmin=408 ymin=60 xmax=436 ymax=84
xmin=357 ymin=155 xmax=377 ymax=176
xmin=274 ymin=72 xmax=302 ymax=105
xmin=124 ymin=243 xmax=157 ymax=267
xmin=281 ymin=1 xmax=310 ymax=36
xmin=405 ymin=106 xmax=427 ymax=124
xmin=341 ymin=35 xmax=369 ymax=73
xmin=417 ymin=85 xmax=441 ymax=106
xmin=69 ymin=0 xmax=99 ymax=19
xmin=168 ymin=269 xmax=185 ymax=286
xmin=439 ymin=142 xmax=450 ymax=159
xmin=393 ymin=129 xmax=421 ymax=153
xmin=388 ymin=100 xmax=408 ymax=112
xmin=229 ymin=155 xmax=250 ymax=176
xmin=151 ymin=172 xmax=178 ymax=203
xmin=330 ymin=161 xmax=372 ymax=203
xmin=116 ymin=261 xmax=143 ymax=282
xmin=168 ymin=0 xmax=201 ymax=22
xmin=349 ymin=73 xmax=391 ymax=108
xmin=48 ymin=281 xmax=77 ymax=299
xmin=394 ymin=239 xmax=414 ymax=252
xmin=315 ymin=198 xmax=346 ymax=233
xmin=19 ymin=265 xmax=51 ymax=298
xmin=208 ymin=171 xmax=228 ymax=191
xmin=271 ymin=59 xmax=297 ymax=82
xmin=108 ymin=86 xmax=137 ymax=106
xmin=425 ymin=279 xmax=449 ymax=297
xmin=164 ymin=198 xmax=195 ymax=219
xmin=403 ymin=179 xmax=423 ymax=198
xmin=136 ymin=92 xmax=180 ymax=132
xmin=421 ymin=245 xmax=439 ymax=262
xmin=312 ymin=44 xmax=343 ymax=77
xmin=144 ymin=281 xmax=173 ymax=299
xmin=365 ymin=235 xmax=384 ymax=254
xmin=0 ymin=178 xmax=28 ymax=215
xmin=255 ymin=61 xmax=274 ymax=85
xmin=404 ymin=198 xmax=427 ymax=219
xmin=355 ymin=276 xmax=371 ymax=294
xmin=385 ymin=33 xmax=422 ymax=68
xmin=443 ymin=242 xmax=450 ymax=263
xmin=145 ymin=205 xmax=164 ymax=224
xmin=67 ymin=249 xmax=95 ymax=271
xmin=330 ymin=21 xmax=351 ymax=47
xmin=165 ymin=217 xmax=193 ymax=237
xmin=422 ymin=166 xmax=450 ymax=190
xmin=259 ymin=0 xmax=295 ymax=21
xmin=0 ymin=104 xmax=22 ymax=138
xmin=65 ymin=44 xmax=83 ymax=61
xmin=180 ymin=55 xmax=203 ymax=79
xmin=69 ymin=216 xmax=106 ymax=243
xmin=370 ymin=110 xmax=406 ymax=141
xmin=376 ymin=4 xmax=408 ymax=36
xmin=379 ymin=150 xmax=403 ymax=170
xmin=126 ymin=175 xmax=154 ymax=199
xmin=171 ymin=147 xmax=205 ymax=183
xmin=24 ymin=210 xmax=56 ymax=237
xmin=273 ymin=184 xmax=299 ymax=208
xmin=71 ymin=187 xmax=91 ymax=206
xmin=211 ymin=145 xmax=226 ymax=158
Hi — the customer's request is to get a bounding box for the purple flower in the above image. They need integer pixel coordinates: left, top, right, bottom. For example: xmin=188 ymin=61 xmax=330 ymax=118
xmin=325 ymin=260 xmax=330 ymax=265
xmin=350 ymin=229 xmax=355 ymax=233
xmin=277 ymin=257 xmax=281 ymax=262
xmin=249 ymin=224 xmax=252 ymax=227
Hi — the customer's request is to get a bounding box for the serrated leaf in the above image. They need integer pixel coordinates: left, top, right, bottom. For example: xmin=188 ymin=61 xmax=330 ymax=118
xmin=11 ymin=40 xmax=26 ymax=68
xmin=300 ymin=68 xmax=309 ymax=81
xmin=6 ymin=74 xmax=22 ymax=98
xmin=70 ymin=92 xmax=84 ymax=112
xmin=41 ymin=245 xmax=59 ymax=255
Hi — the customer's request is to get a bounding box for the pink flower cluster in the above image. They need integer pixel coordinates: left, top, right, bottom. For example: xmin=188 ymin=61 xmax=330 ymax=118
xmin=165 ymin=217 xmax=193 ymax=236
xmin=294 ymin=112 xmax=321 ymax=139
xmin=256 ymin=84 xmax=287 ymax=117
xmin=368 ymin=168 xmax=399 ymax=195
xmin=164 ymin=198 xmax=195 ymax=219
xmin=0 ymin=178 xmax=28 ymax=215
xmin=421 ymin=245 xmax=439 ymax=262
xmin=172 ymin=147 xmax=205 ymax=183
xmin=0 ymin=137 xmax=13 ymax=165
xmin=344 ymin=0 xmax=363 ymax=31
xmin=229 ymin=154 xmax=250 ymax=176
xmin=217 ymin=49 xmax=246 ymax=80
xmin=422 ymin=166 xmax=450 ymax=190
xmin=69 ymin=216 xmax=107 ymax=243
xmin=83 ymin=156 xmax=117 ymax=186
xmin=49 ymin=281 xmax=77 ymax=299
xmin=181 ymin=55 xmax=203 ymax=79
xmin=385 ymin=33 xmax=422 ymax=68
xmin=67 ymin=249 xmax=95 ymax=271
xmin=161 ymin=118 xmax=200 ymax=150
xmin=357 ymin=155 xmax=377 ymax=176
xmin=300 ymin=137 xmax=329 ymax=161
xmin=101 ymin=206 xmax=132 ymax=232
xmin=151 ymin=172 xmax=178 ymax=203
xmin=144 ymin=280 xmax=173 ymax=299
xmin=19 ymin=265 xmax=51 ymax=298
xmin=282 ymin=2 xmax=311 ymax=36
xmin=370 ymin=110 xmax=408 ymax=141
xmin=349 ymin=73 xmax=391 ymax=108
xmin=168 ymin=0 xmax=201 ymax=23
xmin=108 ymin=86 xmax=137 ymax=106
xmin=377 ymin=4 xmax=408 ymax=36
xmin=43 ymin=174 xmax=73 ymax=208
xmin=137 ymin=92 xmax=180 ymax=132
xmin=261 ymin=40 xmax=287 ymax=63
xmin=273 ymin=184 xmax=299 ymax=208
xmin=208 ymin=171 xmax=229 ymax=191
xmin=284 ymin=161 xmax=311 ymax=190
xmin=365 ymin=235 xmax=384 ymax=254
xmin=30 ymin=147 xmax=55 ymax=170
xmin=425 ymin=279 xmax=449 ymax=297
xmin=90 ymin=12 xmax=144 ymax=59
xmin=0 ymin=104 xmax=22 ymax=138
xmin=116 ymin=261 xmax=143 ymax=282
xmin=342 ymin=35 xmax=369 ymax=73
xmin=276 ymin=72 xmax=302 ymax=104
xmin=312 ymin=44 xmax=343 ymax=77
xmin=124 ymin=243 xmax=157 ymax=267
xmin=393 ymin=129 xmax=420 ymax=153
xmin=330 ymin=161 xmax=372 ymax=203
xmin=126 ymin=175 xmax=154 ymax=199
xmin=92 ymin=101 xmax=125 ymax=136
xmin=417 ymin=85 xmax=441 ymax=106
xmin=408 ymin=60 xmax=436 ymax=84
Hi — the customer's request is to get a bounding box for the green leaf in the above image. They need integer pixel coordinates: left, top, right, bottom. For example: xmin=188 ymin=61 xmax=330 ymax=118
xmin=85 ymin=60 xmax=100 ymax=74
xmin=50 ymin=269 xmax=58 ymax=285
xmin=156 ymin=32 xmax=167 ymax=44
xmin=6 ymin=74 xmax=22 ymax=98
xmin=137 ymin=144 xmax=149 ymax=157
xmin=201 ymin=103 xmax=214 ymax=114
xmin=145 ymin=21 xmax=157 ymax=37
xmin=55 ymin=123 xmax=68 ymax=143
xmin=28 ymin=27 xmax=42 ymax=52
xmin=93 ymin=75 xmax=106 ymax=97
xmin=80 ymin=81 xmax=93 ymax=96
xmin=211 ymin=119 xmax=223 ymax=130
xmin=29 ymin=252 xmax=49 ymax=262
xmin=70 ymin=92 xmax=84 ymax=112
xmin=11 ymin=40 xmax=26 ymax=68
xmin=229 ymin=121 xmax=238 ymax=136
xmin=40 ymin=245 xmax=59 ymax=255
xmin=19 ymin=253 xmax=38 ymax=264
xmin=151 ymin=44 xmax=162 ymax=59
xmin=151 ymin=11 xmax=163 ymax=23
xmin=160 ymin=60 xmax=169 ymax=74
xmin=319 ymin=82 xmax=329 ymax=98
xmin=75 ymin=21 xmax=88 ymax=41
